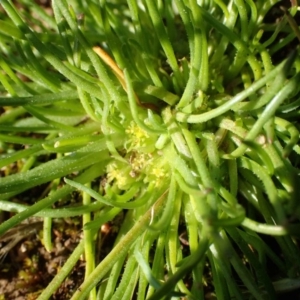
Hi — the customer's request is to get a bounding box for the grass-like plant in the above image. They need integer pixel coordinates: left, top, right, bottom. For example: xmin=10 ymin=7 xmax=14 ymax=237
xmin=1 ymin=0 xmax=300 ymax=299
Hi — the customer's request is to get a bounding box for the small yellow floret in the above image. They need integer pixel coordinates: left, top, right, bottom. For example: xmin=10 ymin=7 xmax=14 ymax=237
xmin=106 ymin=162 xmax=132 ymax=189
xmin=151 ymin=167 xmax=165 ymax=179
xmin=149 ymin=166 xmax=169 ymax=187
xmin=130 ymin=153 xmax=152 ymax=172
xmin=126 ymin=121 xmax=149 ymax=148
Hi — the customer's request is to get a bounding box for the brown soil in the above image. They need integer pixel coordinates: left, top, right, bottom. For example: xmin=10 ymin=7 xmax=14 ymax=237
xmin=0 ymin=219 xmax=85 ymax=300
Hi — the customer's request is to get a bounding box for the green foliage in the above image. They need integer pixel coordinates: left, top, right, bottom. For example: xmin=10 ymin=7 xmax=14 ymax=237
xmin=1 ymin=0 xmax=300 ymax=299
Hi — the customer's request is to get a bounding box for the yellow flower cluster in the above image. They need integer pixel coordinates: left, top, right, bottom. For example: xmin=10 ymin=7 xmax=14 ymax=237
xmin=125 ymin=121 xmax=150 ymax=149
xmin=106 ymin=162 xmax=131 ymax=189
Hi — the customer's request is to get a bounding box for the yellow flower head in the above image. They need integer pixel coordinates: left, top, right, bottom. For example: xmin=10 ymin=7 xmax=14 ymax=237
xmin=126 ymin=121 xmax=150 ymax=149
